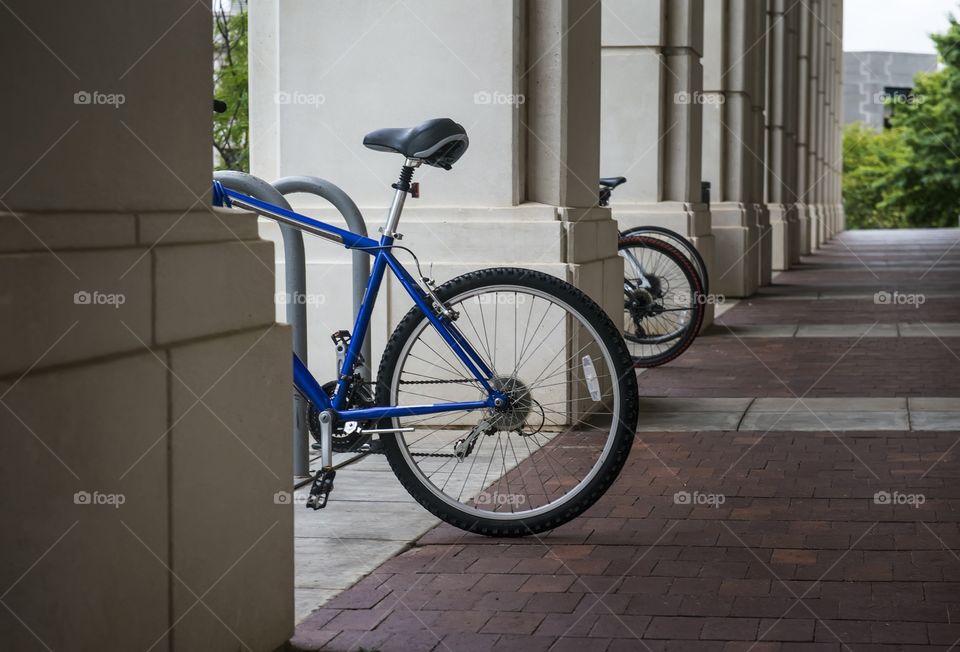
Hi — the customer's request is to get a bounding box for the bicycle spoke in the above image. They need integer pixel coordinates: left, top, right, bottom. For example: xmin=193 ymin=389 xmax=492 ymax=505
xmin=384 ymin=278 xmax=627 ymax=522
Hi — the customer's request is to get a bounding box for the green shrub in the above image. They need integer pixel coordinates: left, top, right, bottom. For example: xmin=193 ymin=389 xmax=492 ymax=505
xmin=845 ymin=10 xmax=960 ymax=229
xmin=213 ymin=0 xmax=248 ymax=171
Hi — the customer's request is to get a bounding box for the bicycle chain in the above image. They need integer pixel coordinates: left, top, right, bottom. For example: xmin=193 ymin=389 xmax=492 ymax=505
xmin=398 ymin=378 xmax=478 ymax=385
xmin=405 ymin=377 xmax=486 ymax=457
xmin=356 ymin=378 xmax=476 ymax=387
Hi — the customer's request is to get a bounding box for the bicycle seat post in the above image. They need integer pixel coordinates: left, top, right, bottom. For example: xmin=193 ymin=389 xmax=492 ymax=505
xmin=382 ymin=158 xmax=420 ymax=239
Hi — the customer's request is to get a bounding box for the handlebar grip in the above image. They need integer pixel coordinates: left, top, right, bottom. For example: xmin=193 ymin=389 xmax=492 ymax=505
xmin=213 ymin=99 xmax=228 ymax=113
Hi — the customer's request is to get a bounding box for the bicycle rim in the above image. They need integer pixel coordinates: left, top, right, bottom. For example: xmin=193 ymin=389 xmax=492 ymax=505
xmin=385 ymin=283 xmax=623 ymax=521
xmin=621 ymin=225 xmax=710 ymax=293
xmin=620 ymin=238 xmax=698 ymax=358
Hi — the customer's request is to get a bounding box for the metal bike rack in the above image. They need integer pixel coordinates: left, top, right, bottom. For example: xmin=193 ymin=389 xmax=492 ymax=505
xmin=271 ymin=176 xmax=371 ymax=382
xmin=213 ymin=170 xmax=310 ymax=478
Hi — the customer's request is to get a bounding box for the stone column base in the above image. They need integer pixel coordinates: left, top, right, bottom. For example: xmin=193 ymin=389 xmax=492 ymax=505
xmin=796 ymin=202 xmax=811 ymax=256
xmin=806 ymin=204 xmax=818 ymax=251
xmin=0 ymin=208 xmax=293 ymax=651
xmin=788 ymin=205 xmax=802 ymax=266
xmin=808 ymin=204 xmax=825 ymax=250
xmin=832 ymin=204 xmax=844 ymax=237
xmin=769 ymin=203 xmax=799 ymax=271
xmin=710 ymin=202 xmax=762 ymax=298
xmin=756 ymin=203 xmax=773 ymax=288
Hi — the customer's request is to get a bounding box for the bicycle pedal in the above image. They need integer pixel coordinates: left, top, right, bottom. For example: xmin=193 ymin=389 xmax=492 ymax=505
xmin=306 ymin=468 xmax=336 ymax=510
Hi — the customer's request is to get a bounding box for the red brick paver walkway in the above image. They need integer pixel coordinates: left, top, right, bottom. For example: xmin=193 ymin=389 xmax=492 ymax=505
xmin=291 ymin=229 xmax=960 ymax=652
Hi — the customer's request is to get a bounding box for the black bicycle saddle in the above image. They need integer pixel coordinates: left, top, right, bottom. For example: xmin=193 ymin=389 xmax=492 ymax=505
xmin=363 ymin=118 xmax=469 ymax=170
xmin=599 ymin=176 xmax=627 ymax=189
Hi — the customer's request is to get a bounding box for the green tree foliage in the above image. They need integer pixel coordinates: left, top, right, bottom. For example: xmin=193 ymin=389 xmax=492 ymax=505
xmin=843 ymin=11 xmax=960 ymax=229
xmin=213 ymin=0 xmax=248 ymax=171
xmin=882 ymin=15 xmax=960 ymax=228
xmin=842 ymin=123 xmax=910 ymax=229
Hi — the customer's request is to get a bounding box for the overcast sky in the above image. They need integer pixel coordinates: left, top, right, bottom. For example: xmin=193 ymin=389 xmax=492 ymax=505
xmin=844 ymin=0 xmax=958 ymax=54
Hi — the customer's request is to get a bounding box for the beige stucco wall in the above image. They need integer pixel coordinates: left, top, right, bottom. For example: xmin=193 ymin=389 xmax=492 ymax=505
xmin=0 ymin=2 xmax=294 ymax=650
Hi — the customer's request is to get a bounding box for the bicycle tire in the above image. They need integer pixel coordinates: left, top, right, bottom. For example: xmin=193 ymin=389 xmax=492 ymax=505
xmin=374 ymin=268 xmax=638 ymax=537
xmin=620 ymin=225 xmax=710 ymax=295
xmin=619 ymin=235 xmax=705 ymax=367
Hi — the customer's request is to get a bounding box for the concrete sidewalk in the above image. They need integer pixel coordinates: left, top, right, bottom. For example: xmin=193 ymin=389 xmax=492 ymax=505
xmin=291 ymin=229 xmax=960 ymax=651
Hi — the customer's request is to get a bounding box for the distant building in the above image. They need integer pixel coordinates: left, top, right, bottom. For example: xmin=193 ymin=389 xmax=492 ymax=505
xmin=843 ymin=51 xmax=938 ymax=129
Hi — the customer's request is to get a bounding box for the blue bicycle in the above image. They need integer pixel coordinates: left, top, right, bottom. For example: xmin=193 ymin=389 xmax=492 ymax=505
xmin=215 ymin=118 xmax=639 ymax=536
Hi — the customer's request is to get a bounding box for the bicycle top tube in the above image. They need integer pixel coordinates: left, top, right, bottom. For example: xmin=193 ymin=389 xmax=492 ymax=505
xmin=217 ymin=184 xmax=380 ymax=251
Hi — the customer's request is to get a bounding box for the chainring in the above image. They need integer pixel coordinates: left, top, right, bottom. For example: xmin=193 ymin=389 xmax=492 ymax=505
xmin=308 ymin=379 xmax=374 ymax=452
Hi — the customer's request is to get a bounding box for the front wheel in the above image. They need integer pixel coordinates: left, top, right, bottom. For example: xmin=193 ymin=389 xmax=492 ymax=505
xmin=375 ymin=268 xmax=638 ymax=537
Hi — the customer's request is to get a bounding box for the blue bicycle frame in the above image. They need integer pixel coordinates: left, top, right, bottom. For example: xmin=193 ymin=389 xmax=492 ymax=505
xmin=217 ymin=184 xmax=505 ymax=424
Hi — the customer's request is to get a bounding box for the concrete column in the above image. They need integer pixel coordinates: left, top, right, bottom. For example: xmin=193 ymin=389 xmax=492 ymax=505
xmin=785 ymin=3 xmax=803 ymax=265
xmin=823 ymin=0 xmax=834 ymax=238
xmin=838 ymin=2 xmax=845 ymax=230
xmin=830 ymin=0 xmax=845 ymax=234
xmin=825 ymin=0 xmax=841 ymax=238
xmin=600 ymin=0 xmax=716 ymax=312
xmin=766 ymin=0 xmax=801 ymax=271
xmin=528 ymin=0 xmax=624 ymax=321
xmin=822 ymin=0 xmax=835 ymax=238
xmin=251 ymin=0 xmax=621 ymax=375
xmin=699 ymin=0 xmax=766 ymax=297
xmin=806 ymin=0 xmax=825 ymax=250
xmin=751 ymin=3 xmax=773 ymax=288
xmin=818 ymin=0 xmax=844 ymax=242
xmin=0 ymin=2 xmax=292 ymax=650
xmin=795 ymin=0 xmax=812 ymax=255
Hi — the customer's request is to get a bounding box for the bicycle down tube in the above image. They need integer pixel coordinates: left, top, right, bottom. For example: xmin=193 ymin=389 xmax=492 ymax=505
xmin=220 ymin=185 xmax=502 ymax=422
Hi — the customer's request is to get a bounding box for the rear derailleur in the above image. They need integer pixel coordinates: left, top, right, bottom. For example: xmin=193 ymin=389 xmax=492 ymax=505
xmin=454 ymin=418 xmax=496 ymax=461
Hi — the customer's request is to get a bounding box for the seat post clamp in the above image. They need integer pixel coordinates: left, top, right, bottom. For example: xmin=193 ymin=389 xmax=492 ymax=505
xmin=378 ymin=226 xmax=402 ymax=240
xmin=391 ymin=180 xmax=419 ymax=199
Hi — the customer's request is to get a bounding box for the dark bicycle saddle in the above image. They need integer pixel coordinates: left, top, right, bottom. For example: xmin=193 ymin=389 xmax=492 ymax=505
xmin=363 ymin=118 xmax=469 ymax=170
xmin=599 ymin=176 xmax=627 ymax=189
